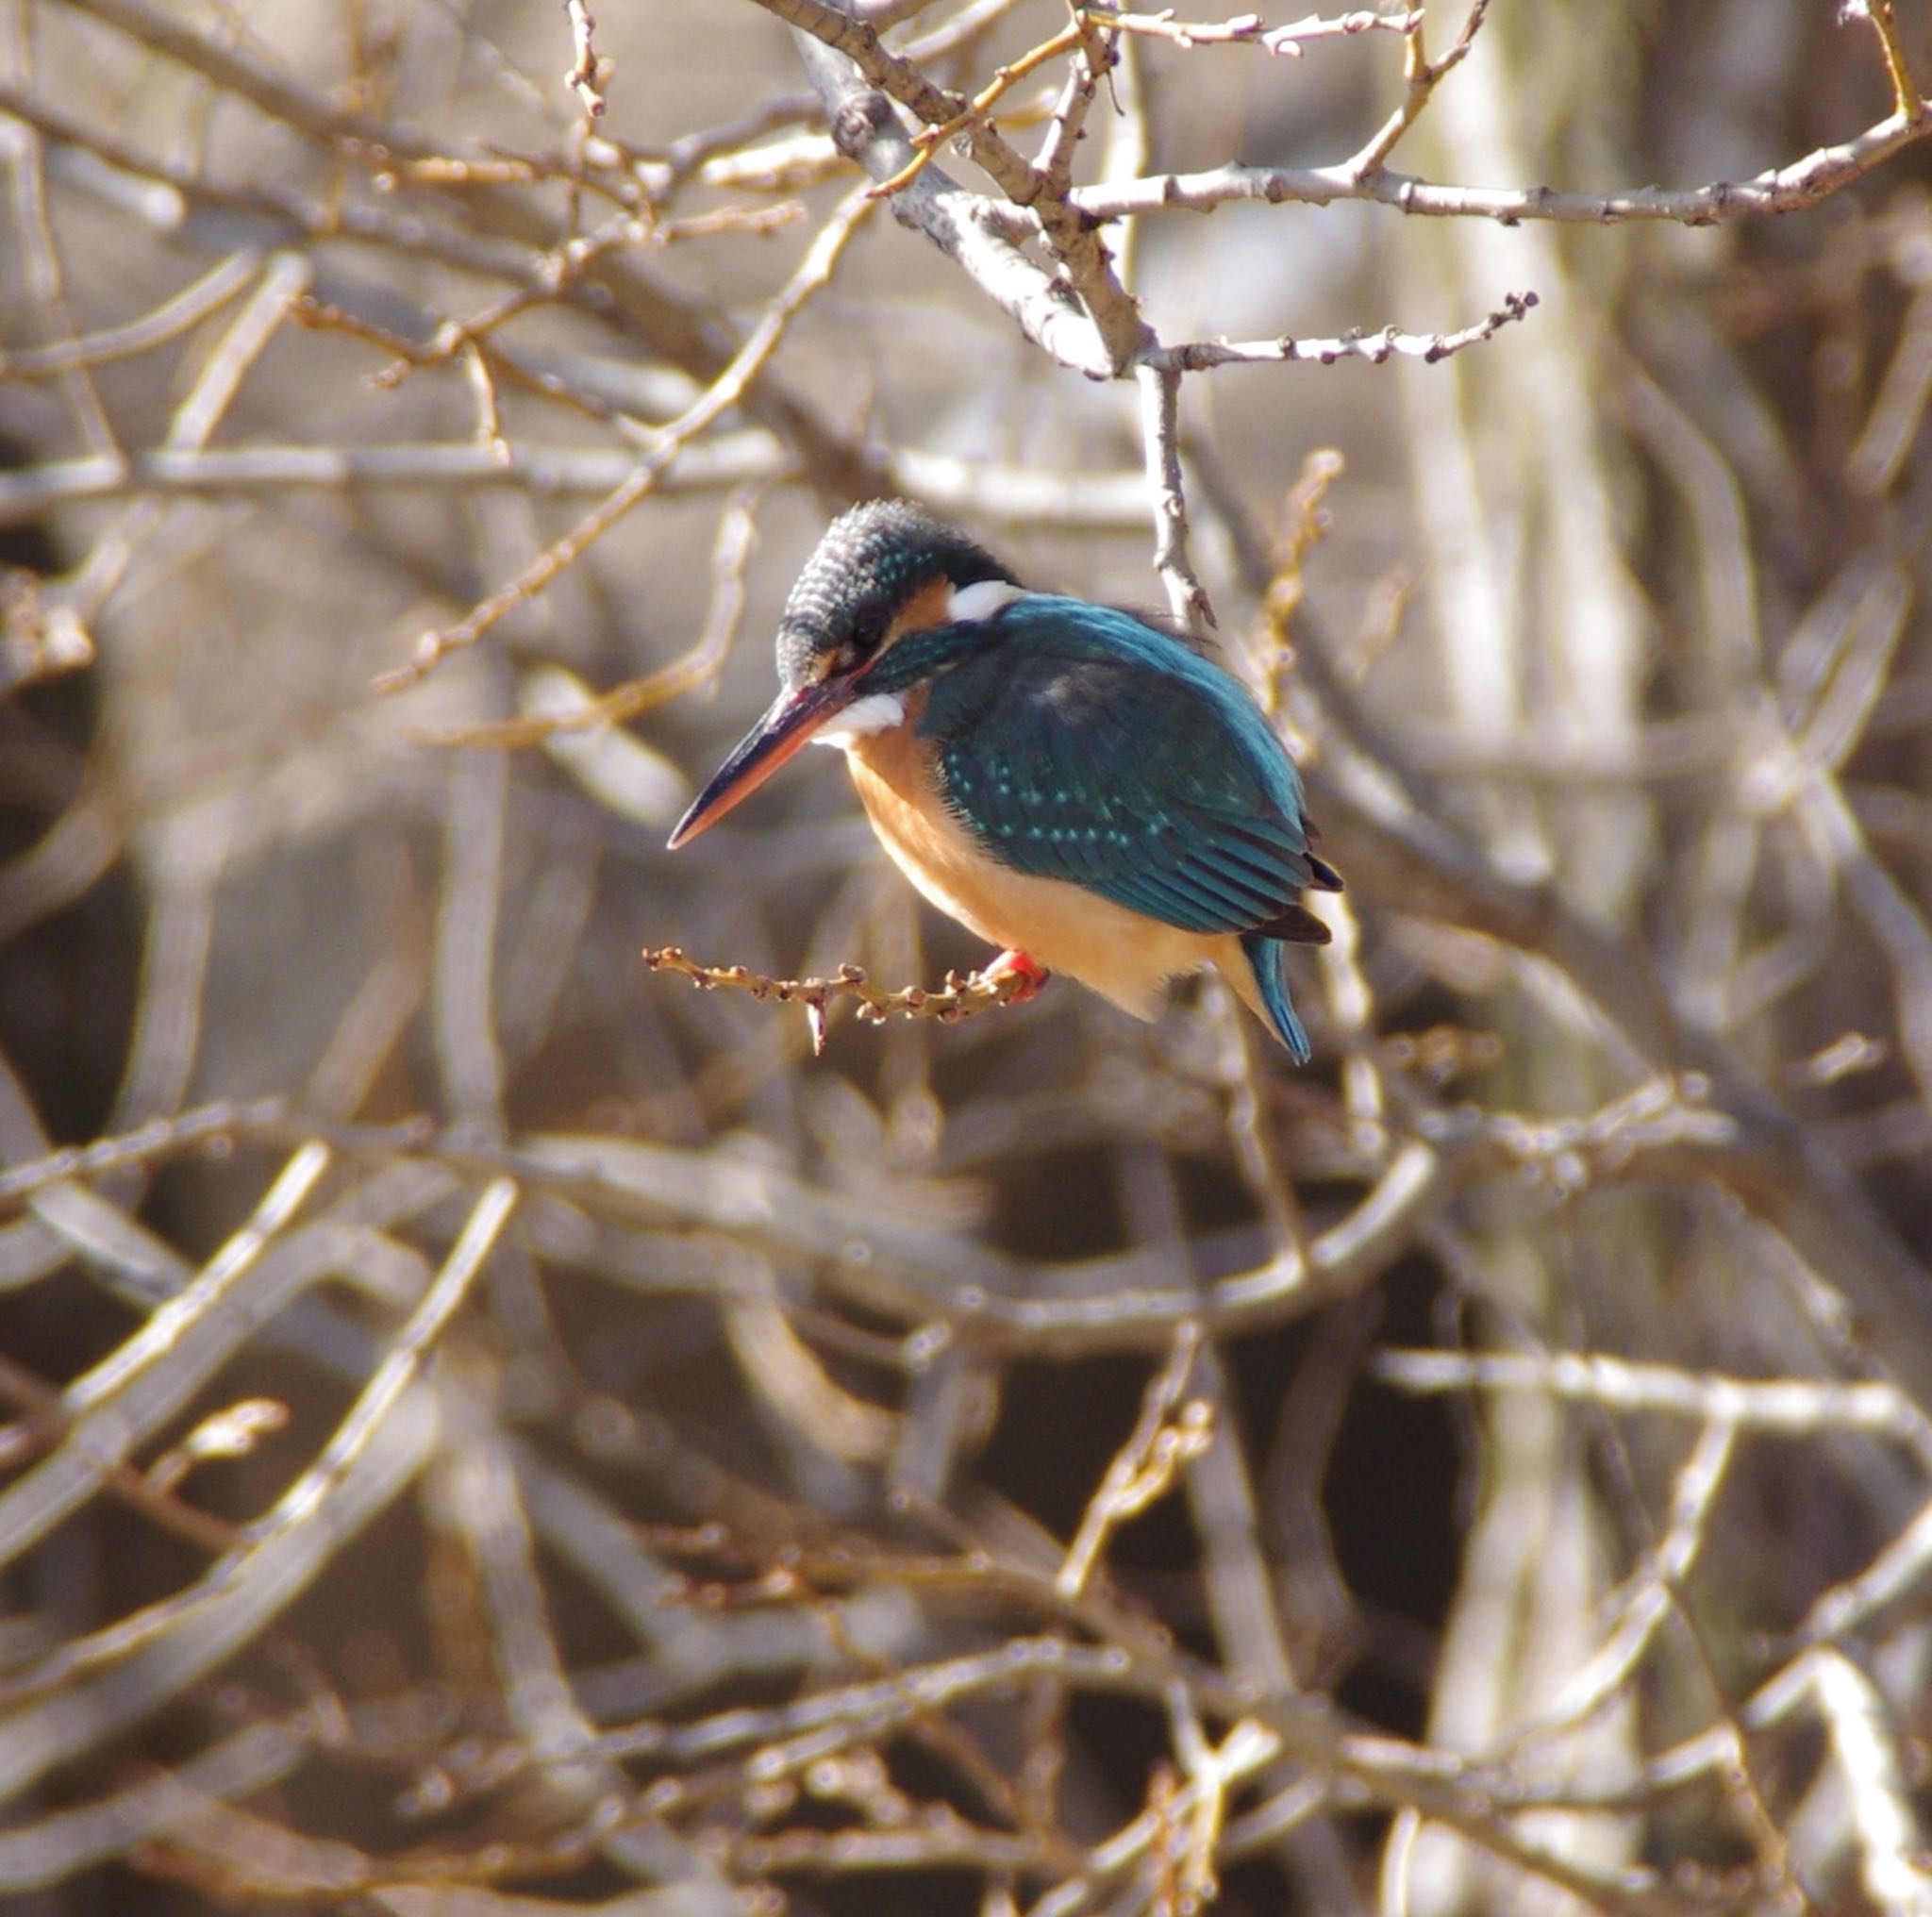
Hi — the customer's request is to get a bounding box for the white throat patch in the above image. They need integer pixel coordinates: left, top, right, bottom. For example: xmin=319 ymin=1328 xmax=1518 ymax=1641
xmin=811 ymin=690 xmax=908 ymax=749
xmin=946 ymin=578 xmax=1024 ymax=623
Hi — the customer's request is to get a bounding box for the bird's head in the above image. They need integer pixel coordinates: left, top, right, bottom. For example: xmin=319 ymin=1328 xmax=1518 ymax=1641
xmin=668 ymin=500 xmax=1019 ymax=848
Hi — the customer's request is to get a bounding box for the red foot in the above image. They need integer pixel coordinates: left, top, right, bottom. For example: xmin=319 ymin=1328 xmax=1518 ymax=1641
xmin=986 ymin=948 xmax=1051 ymax=1003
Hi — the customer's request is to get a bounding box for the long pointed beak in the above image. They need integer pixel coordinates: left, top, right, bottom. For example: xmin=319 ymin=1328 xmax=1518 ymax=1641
xmin=666 ymin=677 xmax=853 ymax=849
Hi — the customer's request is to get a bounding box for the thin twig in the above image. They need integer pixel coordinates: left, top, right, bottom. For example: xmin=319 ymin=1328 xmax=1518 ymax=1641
xmin=1058 ymin=1324 xmax=1209 ymax=1599
xmin=1346 ymin=0 xmax=1491 ymax=178
xmin=0 ymin=1180 xmax=516 ymax=1709
xmin=375 ymin=187 xmax=875 ymax=692
xmin=866 ymin=23 xmax=1083 ymax=200
xmin=1073 ymin=104 xmax=1932 ymax=224
xmin=642 ymin=946 xmax=1040 ymax=1056
xmin=1145 ymin=289 xmax=1538 ymax=371
xmin=562 ymin=0 xmax=608 ymax=120
xmin=1846 ymin=0 xmax=1925 ymax=123
xmin=425 ymin=484 xmax=765 ymax=749
xmin=1081 ymin=6 xmax=1420 ymax=54
xmin=759 ymin=0 xmax=1152 ymax=372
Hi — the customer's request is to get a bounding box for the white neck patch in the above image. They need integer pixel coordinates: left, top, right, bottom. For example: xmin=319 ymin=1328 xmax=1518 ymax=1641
xmin=947 ymin=578 xmax=1024 ymax=624
xmin=811 ymin=690 xmax=907 ymax=749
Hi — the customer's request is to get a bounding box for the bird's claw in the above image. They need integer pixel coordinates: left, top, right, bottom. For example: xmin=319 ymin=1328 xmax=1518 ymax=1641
xmin=986 ymin=949 xmax=1051 ymax=1003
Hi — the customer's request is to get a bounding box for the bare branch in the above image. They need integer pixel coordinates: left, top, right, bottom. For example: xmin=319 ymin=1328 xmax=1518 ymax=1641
xmin=641 ymin=944 xmax=1041 ymax=1055
xmin=1058 ymin=1323 xmax=1210 ymax=1598
xmin=758 ymin=0 xmax=1152 ymax=372
xmin=1073 ymin=105 xmax=1932 ymax=224
xmin=561 ymin=0 xmax=608 ymax=121
xmin=1137 ymin=361 xmax=1214 ymax=630
xmin=375 ymin=188 xmax=877 ymax=691
xmin=1146 ymin=289 xmax=1538 ymax=371
xmin=1080 ymin=7 xmax=1422 ymax=55
xmin=1342 ymin=0 xmax=1491 ymax=177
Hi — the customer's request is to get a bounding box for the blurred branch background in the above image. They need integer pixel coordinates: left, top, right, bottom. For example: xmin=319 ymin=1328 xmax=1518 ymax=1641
xmin=4 ymin=2 xmax=1932 ymax=1911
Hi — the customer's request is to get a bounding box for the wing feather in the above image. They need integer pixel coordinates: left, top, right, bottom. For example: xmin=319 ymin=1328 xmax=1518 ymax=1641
xmin=916 ymin=598 xmax=1331 ymax=937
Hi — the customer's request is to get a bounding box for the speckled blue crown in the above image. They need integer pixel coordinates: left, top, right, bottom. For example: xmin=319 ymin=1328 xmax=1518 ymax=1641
xmin=776 ymin=500 xmax=1018 ymax=687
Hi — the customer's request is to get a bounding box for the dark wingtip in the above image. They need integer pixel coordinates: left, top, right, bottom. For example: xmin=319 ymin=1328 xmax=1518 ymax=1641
xmin=1307 ymin=853 xmax=1344 ymax=892
xmin=1254 ymin=902 xmax=1332 ymax=946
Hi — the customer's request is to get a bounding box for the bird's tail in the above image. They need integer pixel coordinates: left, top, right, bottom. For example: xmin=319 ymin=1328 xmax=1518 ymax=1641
xmin=1239 ymin=932 xmax=1312 ymax=1064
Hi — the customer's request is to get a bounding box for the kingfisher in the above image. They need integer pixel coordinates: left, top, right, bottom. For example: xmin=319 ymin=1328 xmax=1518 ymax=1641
xmin=667 ymin=501 xmax=1341 ymax=1060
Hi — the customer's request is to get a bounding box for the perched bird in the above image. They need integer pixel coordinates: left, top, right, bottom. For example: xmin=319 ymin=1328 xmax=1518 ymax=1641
xmin=668 ymin=501 xmax=1341 ymax=1060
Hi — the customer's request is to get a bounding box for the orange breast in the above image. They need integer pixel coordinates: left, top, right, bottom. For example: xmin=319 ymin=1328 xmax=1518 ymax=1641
xmin=841 ymin=715 xmax=1246 ymax=1022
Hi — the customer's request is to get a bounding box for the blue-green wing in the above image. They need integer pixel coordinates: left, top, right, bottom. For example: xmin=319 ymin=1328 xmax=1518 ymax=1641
xmin=916 ymin=598 xmax=1332 ymax=936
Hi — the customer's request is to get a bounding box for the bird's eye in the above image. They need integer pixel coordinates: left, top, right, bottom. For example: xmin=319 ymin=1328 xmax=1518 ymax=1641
xmin=841 ymin=608 xmax=888 ymax=667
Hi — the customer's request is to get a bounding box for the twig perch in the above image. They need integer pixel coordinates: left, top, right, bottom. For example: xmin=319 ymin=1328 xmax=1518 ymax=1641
xmin=641 ymin=946 xmax=1040 ymax=1055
